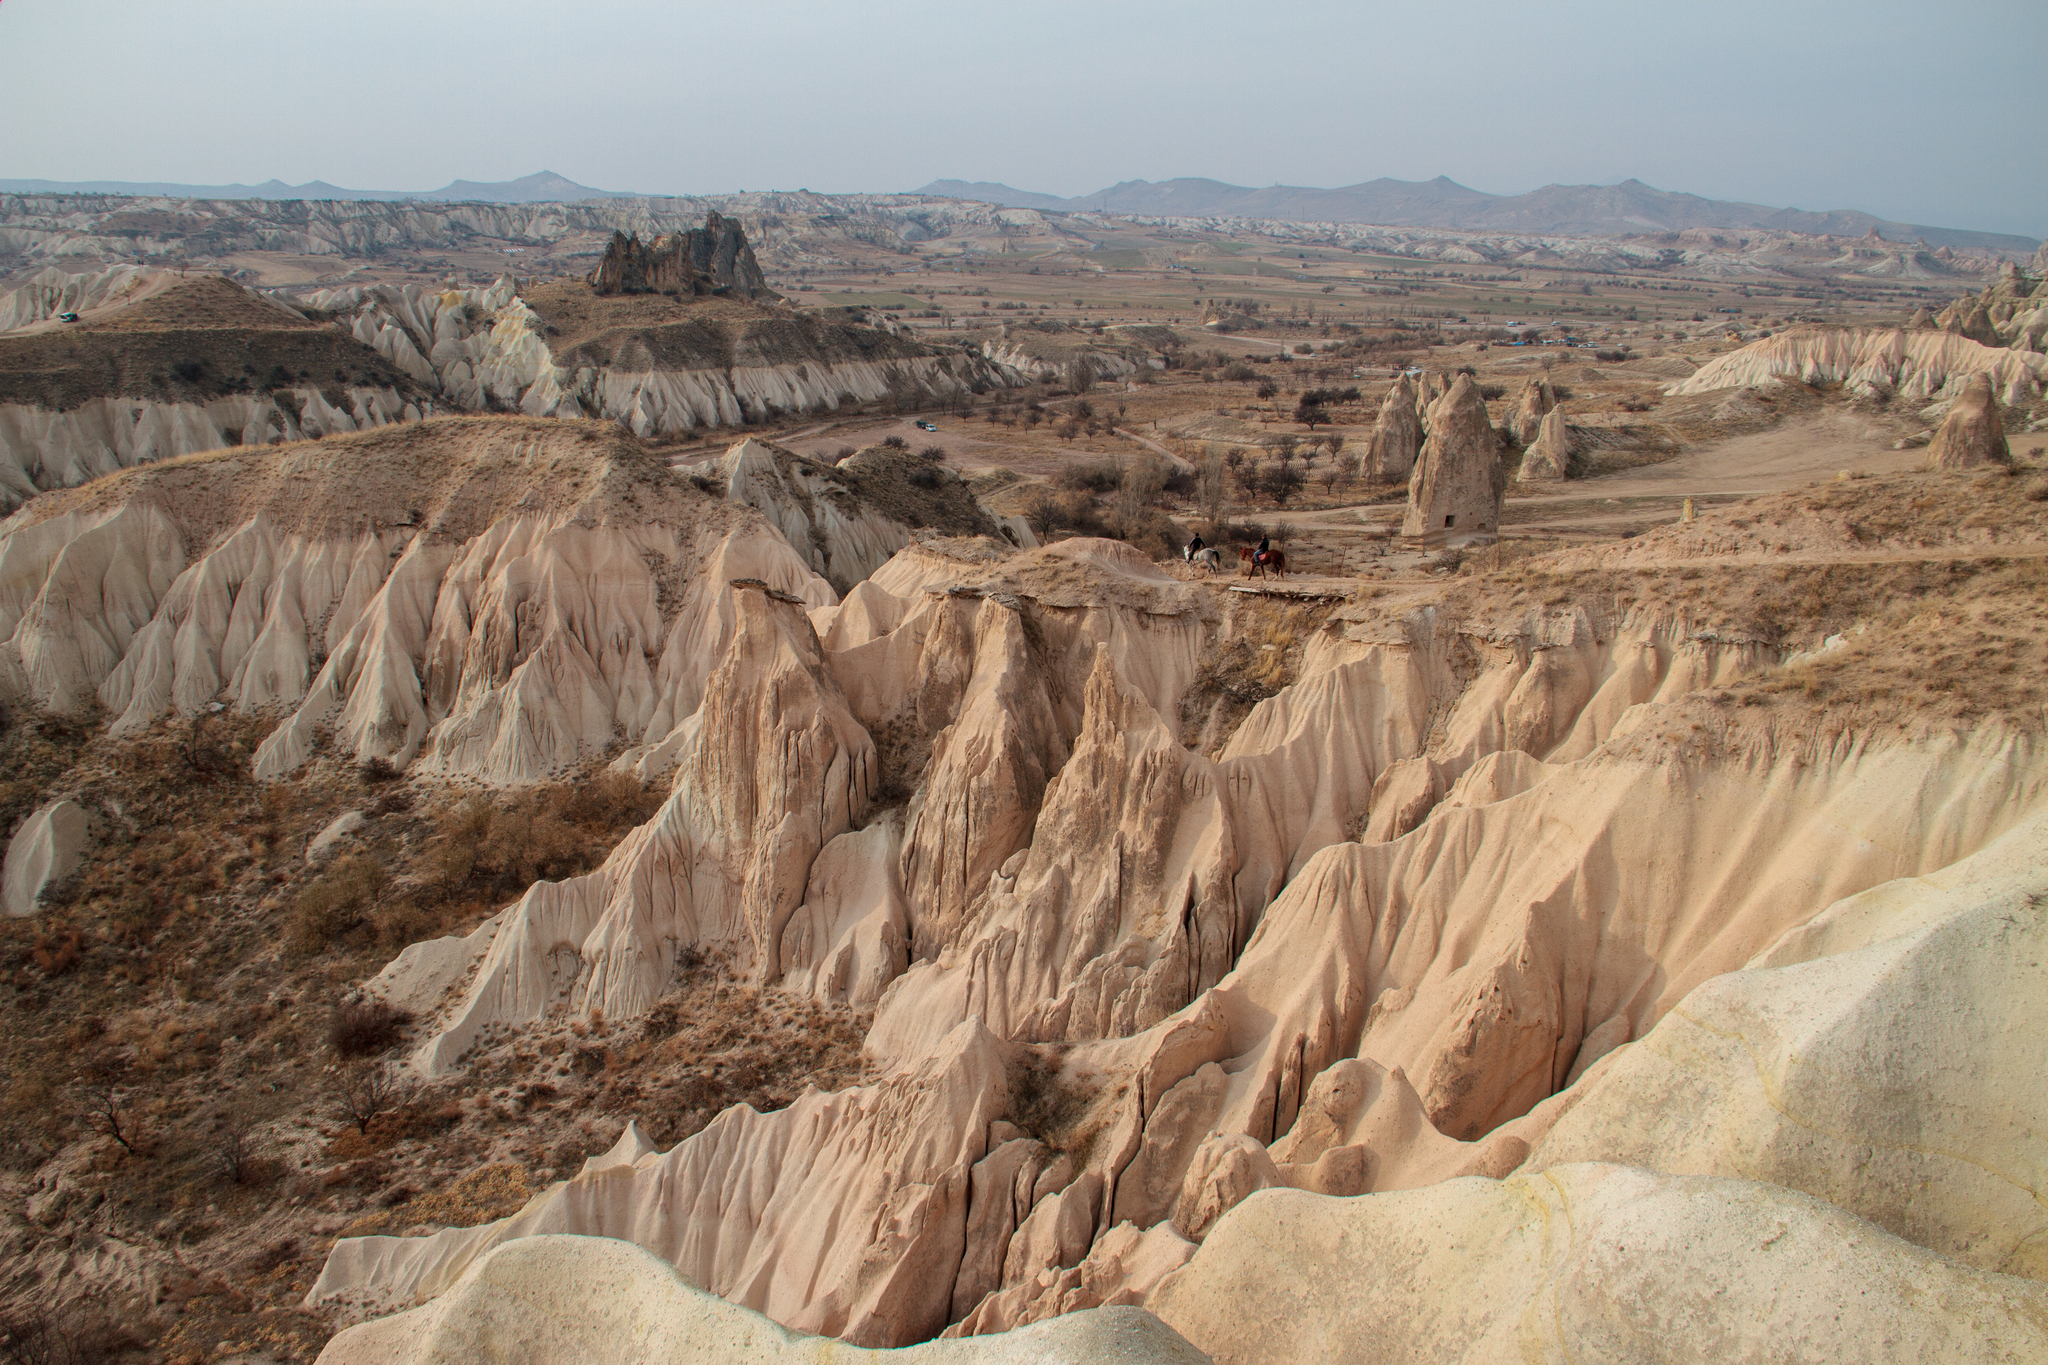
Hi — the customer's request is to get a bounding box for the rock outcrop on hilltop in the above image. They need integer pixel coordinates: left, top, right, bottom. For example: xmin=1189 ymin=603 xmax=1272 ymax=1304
xmin=1667 ymin=326 xmax=2045 ymax=408
xmin=1401 ymin=373 xmax=1504 ymax=541
xmin=1926 ymin=371 xmax=2010 ymax=469
xmin=1516 ymin=406 xmax=1570 ymax=481
xmin=0 ymin=268 xmax=431 ymax=510
xmin=1507 ymin=374 xmax=1555 ymax=444
xmin=307 ymin=276 xmax=1021 ymax=437
xmin=1361 ymin=374 xmax=1422 ymax=482
xmin=588 ymin=213 xmax=774 ymax=300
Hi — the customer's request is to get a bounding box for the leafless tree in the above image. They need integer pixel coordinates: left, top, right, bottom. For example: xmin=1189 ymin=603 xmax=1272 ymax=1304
xmin=1198 ymin=451 xmax=1230 ymax=531
xmin=73 ymin=1078 xmax=144 ymax=1156
xmin=334 ymin=1060 xmax=415 ymax=1136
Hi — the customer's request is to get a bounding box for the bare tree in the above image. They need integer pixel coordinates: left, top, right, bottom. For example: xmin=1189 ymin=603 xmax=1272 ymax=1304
xmin=334 ymin=1060 xmax=415 ymax=1136
xmin=74 ymin=1079 xmax=143 ymax=1156
xmin=1198 ymin=450 xmax=1230 ymax=531
xmin=1112 ymin=454 xmax=1168 ymax=535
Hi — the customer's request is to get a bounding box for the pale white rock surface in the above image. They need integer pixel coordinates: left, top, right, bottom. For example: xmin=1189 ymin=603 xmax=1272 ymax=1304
xmin=1668 ymin=326 xmax=2045 ymax=407
xmin=316 ymin=1235 xmax=1207 ymax=1365
xmin=1149 ymin=1164 xmax=2048 ymax=1365
xmin=1525 ymin=805 xmax=2048 ymax=1280
xmin=3 ymin=798 xmax=88 ymax=917
xmin=313 ymin=1021 xmax=1009 ymax=1348
xmin=304 ymin=277 xmax=1025 ymax=437
xmin=304 ymin=810 xmax=365 ymax=865
xmin=0 ymin=419 xmax=837 ymax=786
xmin=0 ymin=389 xmax=425 ymax=513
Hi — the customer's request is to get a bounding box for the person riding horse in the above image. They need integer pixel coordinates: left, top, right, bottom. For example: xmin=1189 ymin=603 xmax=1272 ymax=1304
xmin=1185 ymin=532 xmax=1206 ymax=562
xmin=1254 ymin=534 xmax=1271 ymax=566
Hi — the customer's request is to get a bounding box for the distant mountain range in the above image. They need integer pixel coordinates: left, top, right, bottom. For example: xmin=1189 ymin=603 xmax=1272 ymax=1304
xmin=5 ymin=169 xmax=2032 ymax=252
xmin=0 ymin=170 xmax=629 ymax=205
xmin=915 ymin=176 xmax=2039 ymax=252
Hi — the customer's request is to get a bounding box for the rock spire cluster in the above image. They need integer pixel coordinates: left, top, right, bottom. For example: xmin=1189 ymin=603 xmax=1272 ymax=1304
xmin=589 ymin=211 xmax=774 ymax=299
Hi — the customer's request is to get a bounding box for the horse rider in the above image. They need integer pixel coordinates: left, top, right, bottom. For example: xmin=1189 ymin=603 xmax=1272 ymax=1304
xmin=1254 ymin=533 xmax=1271 ymax=566
xmin=1185 ymin=532 xmax=1206 ymax=562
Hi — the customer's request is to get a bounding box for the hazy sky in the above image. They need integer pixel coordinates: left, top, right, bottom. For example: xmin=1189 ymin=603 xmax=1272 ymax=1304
xmin=3 ymin=0 xmax=2042 ymax=237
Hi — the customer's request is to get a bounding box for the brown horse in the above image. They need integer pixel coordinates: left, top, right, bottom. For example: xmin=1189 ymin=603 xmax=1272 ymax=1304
xmin=1241 ymin=546 xmax=1287 ymax=579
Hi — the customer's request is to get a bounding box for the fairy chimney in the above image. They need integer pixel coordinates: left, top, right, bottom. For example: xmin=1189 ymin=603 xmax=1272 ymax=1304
xmin=1403 ymin=374 xmax=1506 ymax=544
xmin=1509 ymin=375 xmax=1556 ymax=445
xmin=1517 ymin=407 xmax=1569 ymax=482
xmin=1927 ymin=373 xmax=2010 ymax=471
xmin=1363 ymin=374 xmax=1424 ymax=482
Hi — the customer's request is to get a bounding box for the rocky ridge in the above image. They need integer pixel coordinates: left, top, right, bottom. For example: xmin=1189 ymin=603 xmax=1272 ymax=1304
xmin=303 ymin=275 xmax=1021 ymax=437
xmin=1667 ymin=326 xmax=2045 ymax=410
xmin=0 ymin=268 xmax=432 ymax=511
xmin=287 ymin=467 xmax=2048 ymax=1357
xmin=6 ymin=416 xmax=2047 ymax=1362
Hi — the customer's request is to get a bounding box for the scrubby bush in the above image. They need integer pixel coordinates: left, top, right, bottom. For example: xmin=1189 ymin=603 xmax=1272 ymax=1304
xmin=327 ymin=997 xmax=412 ymax=1057
xmin=285 ymin=855 xmax=389 ymax=959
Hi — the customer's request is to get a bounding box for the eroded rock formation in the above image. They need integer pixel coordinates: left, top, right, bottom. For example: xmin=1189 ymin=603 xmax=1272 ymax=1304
xmin=588 ymin=213 xmax=773 ymax=299
xmin=1150 ymin=1164 xmax=2048 ymax=1365
xmin=1926 ymin=371 xmax=2010 ymax=469
xmin=1517 ymin=406 xmax=1570 ymax=481
xmin=1667 ymin=326 xmax=2045 ymax=407
xmin=1507 ymin=374 xmax=1555 ymax=445
xmin=19 ymin=406 xmax=2043 ymax=1360
xmin=1361 ymin=374 xmax=1422 ymax=482
xmin=1401 ymin=373 xmax=1504 ymax=542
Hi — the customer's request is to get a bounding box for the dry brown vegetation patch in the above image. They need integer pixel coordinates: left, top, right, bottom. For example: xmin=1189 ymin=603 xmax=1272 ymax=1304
xmin=0 ymin=712 xmax=673 ymax=1359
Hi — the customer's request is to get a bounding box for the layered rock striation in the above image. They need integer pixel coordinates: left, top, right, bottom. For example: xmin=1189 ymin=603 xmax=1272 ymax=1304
xmin=0 ymin=419 xmax=833 ymax=784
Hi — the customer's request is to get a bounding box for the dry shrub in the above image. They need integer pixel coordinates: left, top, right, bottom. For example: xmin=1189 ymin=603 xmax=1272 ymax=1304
xmin=427 ymin=771 xmax=658 ymax=908
xmin=0 ymin=1303 xmax=132 ymax=1365
xmin=1006 ymin=1046 xmax=1102 ymax=1162
xmin=29 ymin=926 xmax=82 ymax=977
xmin=285 ymin=854 xmax=389 ymax=959
xmin=328 ymin=997 xmax=413 ymax=1057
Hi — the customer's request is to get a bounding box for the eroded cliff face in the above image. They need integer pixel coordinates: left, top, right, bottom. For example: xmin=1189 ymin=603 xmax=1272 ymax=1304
xmin=0 ymin=267 xmax=432 ymax=511
xmin=299 ymin=477 xmax=2048 ymax=1360
xmin=306 ymin=275 xmax=1024 ymax=437
xmin=1668 ymin=325 xmax=2045 ymax=409
xmin=14 ymin=424 xmax=2044 ymax=1362
xmin=0 ymin=419 xmax=833 ymax=786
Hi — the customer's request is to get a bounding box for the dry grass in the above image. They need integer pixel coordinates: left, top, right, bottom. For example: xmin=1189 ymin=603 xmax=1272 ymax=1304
xmin=1179 ymin=598 xmax=1328 ymax=754
xmin=0 ymin=710 xmax=674 ymax=1361
xmin=584 ymin=955 xmax=870 ymax=1148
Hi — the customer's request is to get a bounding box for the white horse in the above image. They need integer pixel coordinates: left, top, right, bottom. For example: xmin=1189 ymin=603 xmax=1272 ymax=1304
xmin=1189 ymin=546 xmax=1223 ymax=574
